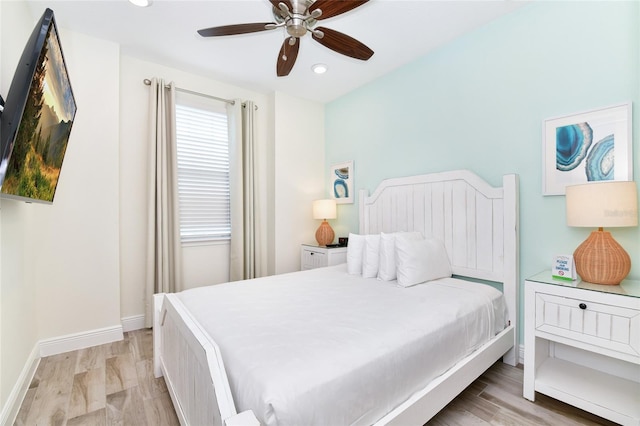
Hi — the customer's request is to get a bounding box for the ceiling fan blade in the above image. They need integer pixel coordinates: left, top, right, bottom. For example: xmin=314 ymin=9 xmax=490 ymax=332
xmin=269 ymin=0 xmax=293 ymax=13
xmin=277 ymin=37 xmax=300 ymax=77
xmin=308 ymin=0 xmax=370 ymax=20
xmin=312 ymin=27 xmax=373 ymax=60
xmin=197 ymin=23 xmax=275 ymax=37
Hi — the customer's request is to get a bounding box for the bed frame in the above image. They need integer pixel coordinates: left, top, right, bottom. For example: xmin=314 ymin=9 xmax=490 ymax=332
xmin=154 ymin=169 xmax=520 ymax=426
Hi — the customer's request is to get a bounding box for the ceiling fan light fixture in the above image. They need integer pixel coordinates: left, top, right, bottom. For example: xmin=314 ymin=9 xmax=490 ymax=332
xmin=129 ymin=0 xmax=152 ymax=7
xmin=312 ymin=63 xmax=328 ymax=74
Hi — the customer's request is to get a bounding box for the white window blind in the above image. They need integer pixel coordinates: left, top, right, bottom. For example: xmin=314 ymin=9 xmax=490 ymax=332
xmin=175 ymin=97 xmax=230 ymax=243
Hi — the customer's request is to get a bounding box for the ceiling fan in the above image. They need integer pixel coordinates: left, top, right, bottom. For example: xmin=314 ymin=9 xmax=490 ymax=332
xmin=197 ymin=0 xmax=374 ymax=77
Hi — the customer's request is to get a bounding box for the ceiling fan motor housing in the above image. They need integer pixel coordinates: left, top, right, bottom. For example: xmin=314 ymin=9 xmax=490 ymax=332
xmin=273 ymin=0 xmax=317 ymax=37
xmin=287 ymin=17 xmax=308 ymax=37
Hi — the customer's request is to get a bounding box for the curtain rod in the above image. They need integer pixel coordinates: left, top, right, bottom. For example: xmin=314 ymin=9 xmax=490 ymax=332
xmin=143 ymin=78 xmax=235 ymax=105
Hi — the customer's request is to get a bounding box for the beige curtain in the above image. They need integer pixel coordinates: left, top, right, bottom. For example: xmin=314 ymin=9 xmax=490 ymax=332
xmin=145 ymin=78 xmax=183 ymax=327
xmin=228 ymin=100 xmax=263 ymax=281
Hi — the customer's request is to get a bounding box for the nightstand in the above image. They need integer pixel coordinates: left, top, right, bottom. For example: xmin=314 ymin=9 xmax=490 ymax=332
xmin=523 ymin=271 xmax=640 ymax=425
xmin=300 ymin=244 xmax=347 ymax=270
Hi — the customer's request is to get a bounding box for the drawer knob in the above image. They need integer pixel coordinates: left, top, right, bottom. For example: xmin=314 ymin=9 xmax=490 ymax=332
xmin=579 ymin=303 xmax=587 ymax=310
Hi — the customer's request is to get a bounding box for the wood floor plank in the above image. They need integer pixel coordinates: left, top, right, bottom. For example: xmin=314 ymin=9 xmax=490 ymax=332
xmin=449 ymin=388 xmax=501 ymax=422
xmin=16 ymin=359 xmax=47 ymax=426
xmin=477 ymin=368 xmax=524 ymax=397
xmin=129 ymin=328 xmax=154 ymax=362
xmin=68 ymin=367 xmax=106 ymax=418
xmin=66 ymin=408 xmax=107 ymax=426
xmin=143 ymin=393 xmax=180 ymax=426
xmin=105 ymin=338 xmax=131 ymax=358
xmin=23 ymin=386 xmax=68 ymax=426
xmin=13 ymin=387 xmax=37 ymax=426
xmin=75 ymin=343 xmax=106 ymax=374
xmin=38 ymin=351 xmax=78 ymax=383
xmin=429 ymin=403 xmax=490 ymax=426
xmin=479 ymin=381 xmax=596 ymax=426
xmin=136 ymin=358 xmax=168 ymax=400
xmin=532 ymin=392 xmax=619 ymax=426
xmin=106 ymin=387 xmax=147 ymax=425
xmin=105 ymin=354 xmax=138 ymax=395
xmin=489 ymin=407 xmax=549 ymax=426
xmin=23 ymin=352 xmax=77 ymax=426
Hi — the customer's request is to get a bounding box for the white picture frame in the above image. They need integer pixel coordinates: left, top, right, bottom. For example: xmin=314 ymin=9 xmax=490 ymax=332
xmin=330 ymin=161 xmax=354 ymax=204
xmin=542 ymin=102 xmax=632 ymax=196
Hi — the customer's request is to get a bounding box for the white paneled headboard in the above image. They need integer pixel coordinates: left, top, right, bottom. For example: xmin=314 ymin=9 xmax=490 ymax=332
xmin=359 ymin=170 xmax=519 ymax=364
xmin=359 ymin=170 xmax=518 ymax=283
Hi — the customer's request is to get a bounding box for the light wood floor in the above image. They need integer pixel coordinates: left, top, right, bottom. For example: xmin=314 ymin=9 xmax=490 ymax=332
xmin=429 ymin=361 xmax=617 ymax=426
xmin=15 ymin=329 xmax=179 ymax=426
xmin=16 ymin=329 xmax=617 ymax=425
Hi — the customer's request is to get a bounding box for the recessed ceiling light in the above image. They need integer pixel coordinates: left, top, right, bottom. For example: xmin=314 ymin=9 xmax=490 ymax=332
xmin=129 ymin=0 xmax=152 ymax=7
xmin=312 ymin=63 xmax=328 ymax=74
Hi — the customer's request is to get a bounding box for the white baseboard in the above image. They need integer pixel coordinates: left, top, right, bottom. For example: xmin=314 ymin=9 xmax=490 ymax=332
xmin=0 ymin=343 xmax=40 ymax=426
xmin=39 ymin=325 xmax=124 ymax=357
xmin=122 ymin=315 xmax=145 ymax=332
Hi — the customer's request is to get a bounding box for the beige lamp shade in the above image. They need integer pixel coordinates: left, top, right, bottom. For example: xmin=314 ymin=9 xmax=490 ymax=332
xmin=313 ymin=199 xmax=337 ymax=246
xmin=566 ymin=181 xmax=638 ymax=227
xmin=565 ymin=181 xmax=638 ymax=285
xmin=313 ymin=199 xmax=337 ymax=220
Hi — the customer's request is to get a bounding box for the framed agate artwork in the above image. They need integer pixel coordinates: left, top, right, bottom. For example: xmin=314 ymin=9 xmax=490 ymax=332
xmin=330 ymin=161 xmax=354 ymax=204
xmin=542 ymin=102 xmax=632 ymax=195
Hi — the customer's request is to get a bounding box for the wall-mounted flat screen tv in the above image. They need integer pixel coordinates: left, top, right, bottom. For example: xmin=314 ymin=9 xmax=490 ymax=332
xmin=0 ymin=8 xmax=76 ymax=203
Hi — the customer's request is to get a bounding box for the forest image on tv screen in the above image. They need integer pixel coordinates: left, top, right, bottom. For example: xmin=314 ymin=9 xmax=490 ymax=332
xmin=1 ymin=22 xmax=76 ymax=202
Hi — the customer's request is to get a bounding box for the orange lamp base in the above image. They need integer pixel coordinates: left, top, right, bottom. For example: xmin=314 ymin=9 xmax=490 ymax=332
xmin=574 ymin=229 xmax=631 ymax=285
xmin=315 ymin=220 xmax=335 ymax=247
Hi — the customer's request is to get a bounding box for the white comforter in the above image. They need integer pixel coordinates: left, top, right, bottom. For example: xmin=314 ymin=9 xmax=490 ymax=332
xmin=177 ymin=264 xmax=507 ymax=426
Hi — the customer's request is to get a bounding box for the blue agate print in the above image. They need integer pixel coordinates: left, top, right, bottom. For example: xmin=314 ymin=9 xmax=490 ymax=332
xmin=334 ymin=179 xmax=348 ymax=198
xmin=333 ymin=166 xmax=350 ymax=199
xmin=556 ymin=122 xmax=592 ymax=171
xmin=586 ymin=134 xmax=614 ymax=181
xmin=334 ymin=167 xmax=349 ymax=180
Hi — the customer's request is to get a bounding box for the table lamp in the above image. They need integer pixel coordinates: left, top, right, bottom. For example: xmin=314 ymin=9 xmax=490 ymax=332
xmin=313 ymin=199 xmax=337 ymax=246
xmin=566 ymin=181 xmax=638 ymax=285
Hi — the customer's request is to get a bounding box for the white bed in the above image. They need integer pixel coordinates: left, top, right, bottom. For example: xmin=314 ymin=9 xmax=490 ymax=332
xmin=154 ymin=169 xmax=520 ymax=425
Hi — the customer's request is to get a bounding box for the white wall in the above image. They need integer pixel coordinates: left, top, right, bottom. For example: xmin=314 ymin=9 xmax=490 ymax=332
xmin=33 ymin=30 xmax=121 ymax=339
xmin=0 ymin=1 xmax=121 ymax=412
xmin=272 ymin=92 xmax=325 ymax=274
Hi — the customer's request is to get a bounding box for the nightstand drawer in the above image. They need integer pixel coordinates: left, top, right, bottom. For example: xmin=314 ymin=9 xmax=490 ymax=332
xmin=301 ymin=249 xmax=327 ymax=270
xmin=535 ymin=292 xmax=640 ymax=361
xmin=300 ymin=245 xmax=347 ymax=270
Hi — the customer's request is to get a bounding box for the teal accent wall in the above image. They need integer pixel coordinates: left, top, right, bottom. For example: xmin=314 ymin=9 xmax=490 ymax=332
xmin=326 ymin=1 xmax=640 ymax=342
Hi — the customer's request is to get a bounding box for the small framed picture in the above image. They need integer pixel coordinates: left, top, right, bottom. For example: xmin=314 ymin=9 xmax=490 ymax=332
xmin=542 ymin=102 xmax=632 ymax=196
xmin=330 ymin=161 xmax=353 ymax=204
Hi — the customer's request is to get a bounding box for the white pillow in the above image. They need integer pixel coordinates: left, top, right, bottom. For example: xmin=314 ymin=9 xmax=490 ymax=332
xmin=378 ymin=231 xmax=423 ymax=281
xmin=395 ymin=237 xmax=452 ymax=287
xmin=362 ymin=234 xmax=381 ymax=278
xmin=346 ymin=233 xmax=366 ymax=275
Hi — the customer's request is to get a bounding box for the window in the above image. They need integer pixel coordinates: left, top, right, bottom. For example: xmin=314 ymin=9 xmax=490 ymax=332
xmin=175 ymin=93 xmax=230 ymax=243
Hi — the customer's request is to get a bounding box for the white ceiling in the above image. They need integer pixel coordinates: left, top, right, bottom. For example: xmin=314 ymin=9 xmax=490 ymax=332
xmin=24 ymin=0 xmax=527 ymax=103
